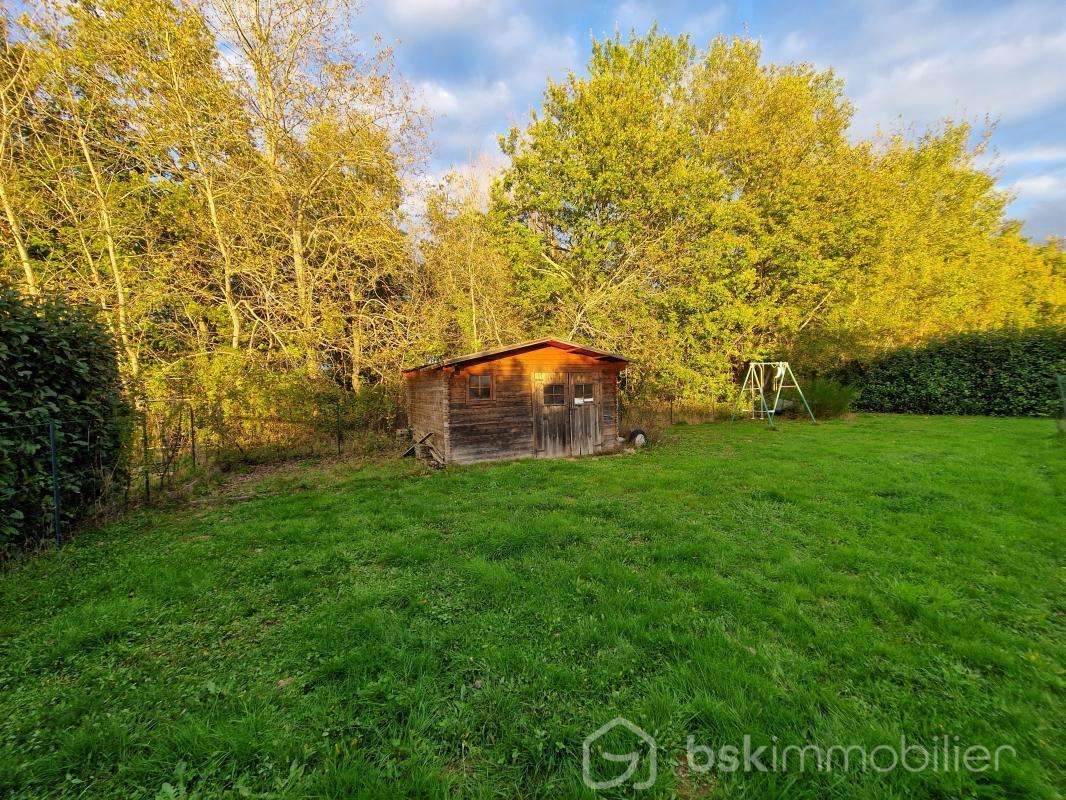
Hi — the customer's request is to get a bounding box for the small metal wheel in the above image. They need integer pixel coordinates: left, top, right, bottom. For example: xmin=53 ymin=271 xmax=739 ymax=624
xmin=628 ymin=428 xmax=647 ymax=447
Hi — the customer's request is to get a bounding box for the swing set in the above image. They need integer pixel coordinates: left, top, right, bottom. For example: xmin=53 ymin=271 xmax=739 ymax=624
xmin=731 ymin=361 xmax=816 ymax=428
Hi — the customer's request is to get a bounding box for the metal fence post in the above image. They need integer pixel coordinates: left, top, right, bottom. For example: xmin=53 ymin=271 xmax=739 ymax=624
xmin=142 ymin=410 xmax=150 ymax=503
xmin=48 ymin=421 xmax=61 ymax=548
xmin=335 ymin=398 xmax=342 ymax=455
xmin=189 ymin=405 xmax=197 ymax=467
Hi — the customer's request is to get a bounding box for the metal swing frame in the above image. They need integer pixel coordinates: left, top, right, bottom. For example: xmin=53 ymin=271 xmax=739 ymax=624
xmin=730 ymin=361 xmax=816 ymax=428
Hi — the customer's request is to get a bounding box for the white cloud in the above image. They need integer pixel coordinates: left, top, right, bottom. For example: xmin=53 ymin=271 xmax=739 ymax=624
xmin=382 ymin=0 xmax=579 ymax=168
xmin=418 ymin=79 xmax=511 ymax=118
xmin=780 ymin=31 xmax=807 ymax=58
xmin=417 ymin=82 xmax=460 ymax=116
xmin=854 ymin=30 xmax=1066 ymax=135
xmin=680 ymin=5 xmax=727 ymax=42
xmin=613 ymin=1 xmax=657 ymax=34
xmin=758 ymin=1 xmax=1066 ymax=237
xmin=385 ymin=2 xmax=580 ymax=144
xmin=1010 ymin=173 xmax=1066 ymax=198
xmin=1013 ymin=197 xmax=1066 ymax=240
xmin=384 ymin=0 xmax=499 ymax=31
xmin=1004 ymin=165 xmax=1066 ymax=238
xmin=373 ymin=0 xmax=1066 ymax=237
xmin=766 ymin=2 xmax=1066 ymax=139
xmin=489 ymin=13 xmax=579 ymax=92
xmin=993 ymin=146 xmax=1066 ymax=167
xmin=975 ymin=145 xmax=1066 ymax=174
xmin=414 ymin=77 xmax=516 ymax=169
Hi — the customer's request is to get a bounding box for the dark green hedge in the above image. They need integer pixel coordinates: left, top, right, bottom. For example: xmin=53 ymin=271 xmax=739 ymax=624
xmin=1 ymin=284 xmax=127 ymax=553
xmin=840 ymin=327 xmax=1066 ymax=417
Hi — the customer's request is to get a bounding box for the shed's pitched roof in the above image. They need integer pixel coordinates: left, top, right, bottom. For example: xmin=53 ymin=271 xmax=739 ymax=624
xmin=403 ymin=338 xmax=628 ymax=376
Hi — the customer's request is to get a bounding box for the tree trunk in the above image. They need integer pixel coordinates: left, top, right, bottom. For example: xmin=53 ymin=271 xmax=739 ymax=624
xmin=201 ymin=169 xmax=242 ymax=349
xmin=349 ymin=287 xmax=363 ymax=391
xmin=74 ymin=119 xmax=138 ymax=379
xmin=0 ymin=178 xmax=36 ymax=296
xmin=466 ymin=227 xmax=479 ymax=349
xmin=292 ymin=220 xmax=319 ymax=373
xmin=164 ymin=49 xmax=242 ymax=350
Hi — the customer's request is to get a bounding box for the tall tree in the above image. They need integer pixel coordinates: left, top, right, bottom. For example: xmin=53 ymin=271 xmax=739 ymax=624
xmin=493 ymin=31 xmax=1063 ymax=399
xmin=420 ymin=160 xmax=525 ymax=356
xmin=496 ymin=32 xmax=729 ymax=394
xmin=1 ymin=0 xmax=424 ymax=422
xmin=202 ymin=0 xmax=419 ymax=379
xmin=0 ymin=14 xmax=42 ymax=296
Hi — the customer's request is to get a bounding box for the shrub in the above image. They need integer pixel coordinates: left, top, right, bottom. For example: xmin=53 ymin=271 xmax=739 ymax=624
xmin=800 ymin=377 xmax=858 ymax=418
xmin=617 ymin=383 xmax=721 ymax=442
xmin=145 ymin=351 xmax=403 ymax=457
xmin=345 ymin=382 xmax=403 ymax=431
xmin=844 ymin=327 xmax=1066 ymax=417
xmin=0 ymin=285 xmax=127 ymax=553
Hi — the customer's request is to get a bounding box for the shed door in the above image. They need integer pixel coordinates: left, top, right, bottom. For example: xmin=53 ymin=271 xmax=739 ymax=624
xmin=533 ymin=372 xmax=569 ymax=457
xmin=569 ymin=372 xmax=601 ymax=456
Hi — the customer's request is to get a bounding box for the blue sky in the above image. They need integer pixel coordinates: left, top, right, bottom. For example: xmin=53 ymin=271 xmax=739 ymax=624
xmin=353 ymin=0 xmax=1066 ymax=240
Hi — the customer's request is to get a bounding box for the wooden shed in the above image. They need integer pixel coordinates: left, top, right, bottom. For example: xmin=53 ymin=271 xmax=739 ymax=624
xmin=403 ymin=338 xmax=629 ymax=465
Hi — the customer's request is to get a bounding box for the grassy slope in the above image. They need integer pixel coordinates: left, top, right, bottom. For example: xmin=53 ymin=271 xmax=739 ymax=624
xmin=0 ymin=415 xmax=1062 ymax=799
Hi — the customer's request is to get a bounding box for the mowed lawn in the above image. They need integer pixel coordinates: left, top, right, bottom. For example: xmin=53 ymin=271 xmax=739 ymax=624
xmin=0 ymin=415 xmax=1062 ymax=799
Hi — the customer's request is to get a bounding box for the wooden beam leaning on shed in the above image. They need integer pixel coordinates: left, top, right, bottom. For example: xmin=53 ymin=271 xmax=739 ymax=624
xmin=401 ymin=431 xmax=445 ymax=466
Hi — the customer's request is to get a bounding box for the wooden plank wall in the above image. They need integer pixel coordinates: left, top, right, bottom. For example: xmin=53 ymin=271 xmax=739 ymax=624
xmin=445 ymin=348 xmax=622 ymax=464
xmin=405 ymin=371 xmax=449 ymax=460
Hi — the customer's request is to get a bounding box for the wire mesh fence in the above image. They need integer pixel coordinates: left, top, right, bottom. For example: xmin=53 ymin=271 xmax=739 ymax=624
xmin=0 ymin=420 xmax=64 ymax=550
xmin=1057 ymin=374 xmax=1066 ymax=433
xmin=123 ymin=397 xmax=367 ymax=502
xmin=2 ymin=393 xmax=403 ymax=556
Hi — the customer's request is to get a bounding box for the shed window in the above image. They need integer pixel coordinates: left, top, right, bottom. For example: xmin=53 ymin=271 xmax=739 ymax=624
xmin=543 ymin=383 xmax=565 ymax=405
xmin=574 ymin=383 xmax=594 ymax=403
xmin=468 ymin=374 xmax=492 ymax=400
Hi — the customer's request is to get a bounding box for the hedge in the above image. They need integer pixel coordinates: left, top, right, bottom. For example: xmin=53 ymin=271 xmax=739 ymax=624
xmin=841 ymin=327 xmax=1066 ymax=417
xmin=0 ymin=284 xmax=127 ymax=553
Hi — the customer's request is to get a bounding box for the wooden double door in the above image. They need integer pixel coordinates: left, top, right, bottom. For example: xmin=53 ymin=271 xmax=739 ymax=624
xmin=532 ymin=372 xmax=602 ymax=457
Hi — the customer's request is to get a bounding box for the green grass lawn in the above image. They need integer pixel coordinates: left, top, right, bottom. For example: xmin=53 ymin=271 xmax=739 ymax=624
xmin=0 ymin=415 xmax=1062 ymax=799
